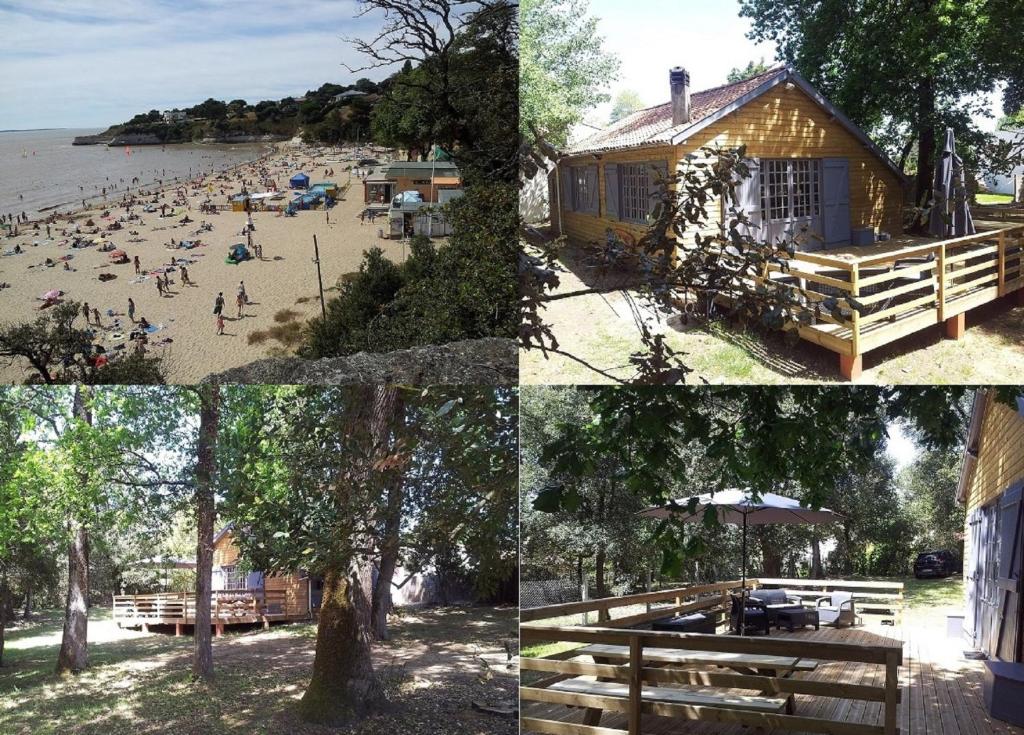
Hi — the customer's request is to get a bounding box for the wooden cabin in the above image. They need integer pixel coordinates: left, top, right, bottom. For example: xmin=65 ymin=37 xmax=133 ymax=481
xmin=113 ymin=523 xmax=321 ymax=635
xmin=957 ymin=388 xmax=1024 ymax=725
xmin=550 ymin=65 xmax=905 ymax=252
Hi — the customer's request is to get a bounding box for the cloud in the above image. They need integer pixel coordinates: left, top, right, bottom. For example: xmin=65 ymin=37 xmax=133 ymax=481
xmin=0 ymin=0 xmax=403 ymax=128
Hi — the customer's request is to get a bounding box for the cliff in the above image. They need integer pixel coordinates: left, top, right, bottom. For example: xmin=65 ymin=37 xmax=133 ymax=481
xmin=201 ymin=338 xmax=518 ymax=385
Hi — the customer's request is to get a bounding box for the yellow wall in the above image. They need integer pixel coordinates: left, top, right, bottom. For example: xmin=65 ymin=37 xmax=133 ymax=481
xmin=213 ymin=529 xmax=308 ymax=615
xmin=964 ymin=393 xmax=1024 ymax=515
xmin=554 ymin=84 xmax=905 ymax=250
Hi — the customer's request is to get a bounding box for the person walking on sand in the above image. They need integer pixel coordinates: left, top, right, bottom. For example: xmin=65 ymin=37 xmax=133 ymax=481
xmin=216 ymin=312 xmax=225 ymax=335
xmin=236 ymin=291 xmax=244 ymax=318
xmin=181 ymin=265 xmax=190 ymax=286
xmin=214 ymin=292 xmax=224 ymax=316
xmin=238 ymin=280 xmax=247 ymax=304
xmin=134 ymin=255 xmax=141 ymax=275
xmin=128 ymin=297 xmax=136 ymax=322
xmin=156 ymin=279 xmax=164 ymax=297
xmin=82 ymin=302 xmax=90 ymax=324
xmin=92 ymin=308 xmax=101 ymax=327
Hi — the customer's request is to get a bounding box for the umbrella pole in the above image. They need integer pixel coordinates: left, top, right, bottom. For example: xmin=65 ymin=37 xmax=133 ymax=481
xmin=739 ymin=512 xmax=748 ymax=636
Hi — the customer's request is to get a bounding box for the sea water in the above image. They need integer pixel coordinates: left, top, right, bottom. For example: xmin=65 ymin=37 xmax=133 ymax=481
xmin=0 ymin=128 xmax=270 ymax=218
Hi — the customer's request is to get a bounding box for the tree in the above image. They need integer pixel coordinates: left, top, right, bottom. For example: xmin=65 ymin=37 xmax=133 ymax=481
xmin=726 ymin=58 xmax=771 ymax=83
xmin=0 ymin=302 xmax=164 ymax=384
xmin=520 ymin=0 xmax=620 ymax=149
xmin=609 ymin=90 xmax=644 ymax=124
xmin=739 ymin=0 xmax=1024 ymax=210
xmin=192 ymin=385 xmax=219 ymax=680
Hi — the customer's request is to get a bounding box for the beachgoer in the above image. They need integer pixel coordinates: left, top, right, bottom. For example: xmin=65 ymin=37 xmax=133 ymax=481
xmin=216 ymin=313 xmax=225 ymax=335
xmin=238 ymin=281 xmax=247 ymax=304
xmin=181 ymin=265 xmax=190 ymax=285
xmin=134 ymin=256 xmax=140 ymax=274
xmin=214 ymin=292 xmax=224 ymax=316
xmin=82 ymin=302 xmax=90 ymax=323
xmin=236 ymin=292 xmax=244 ymax=318
xmin=128 ymin=298 xmax=136 ymax=322
xmin=157 ymin=279 xmax=164 ymax=297
xmin=92 ymin=308 xmax=101 ymax=326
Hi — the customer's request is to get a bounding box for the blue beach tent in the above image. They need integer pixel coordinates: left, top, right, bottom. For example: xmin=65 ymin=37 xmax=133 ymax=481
xmin=289 ymin=172 xmax=310 ymax=189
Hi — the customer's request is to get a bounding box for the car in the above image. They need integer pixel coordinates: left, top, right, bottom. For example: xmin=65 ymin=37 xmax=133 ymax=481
xmin=914 ymin=550 xmax=957 ymax=579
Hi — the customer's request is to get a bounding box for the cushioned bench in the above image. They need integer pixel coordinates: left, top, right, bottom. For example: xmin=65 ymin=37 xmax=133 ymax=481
xmin=651 ymin=613 xmax=716 ymax=634
xmin=548 ymin=677 xmax=789 ymax=713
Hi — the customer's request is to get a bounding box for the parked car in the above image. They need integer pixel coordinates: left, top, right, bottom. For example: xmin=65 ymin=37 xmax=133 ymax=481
xmin=914 ymin=550 xmax=957 ymax=579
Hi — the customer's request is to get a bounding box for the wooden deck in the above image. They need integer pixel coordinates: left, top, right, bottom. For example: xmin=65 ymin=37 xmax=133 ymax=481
xmin=522 ymin=620 xmax=1022 ymax=735
xmin=113 ymin=589 xmax=310 ymax=635
xmin=764 ymin=220 xmax=1024 ymax=380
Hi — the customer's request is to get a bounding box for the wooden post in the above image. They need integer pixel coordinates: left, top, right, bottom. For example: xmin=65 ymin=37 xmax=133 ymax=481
xmin=839 ymin=353 xmax=863 ymax=381
xmin=581 ymin=580 xmax=589 ymax=627
xmin=944 ymin=312 xmax=965 ymax=340
xmin=141 ymin=622 xmax=149 ymax=634
xmin=175 ymin=622 xmax=182 ymax=637
xmin=215 ymin=622 xmax=224 ymax=638
xmin=884 ymin=650 xmax=899 ymax=735
xmin=262 ymin=616 xmax=270 ymax=631
xmin=937 ymin=242 xmax=947 ymax=321
xmin=849 ymin=263 xmax=861 ymax=363
xmin=998 ymin=231 xmax=1007 ymax=297
xmin=628 ymin=635 xmax=643 ymax=735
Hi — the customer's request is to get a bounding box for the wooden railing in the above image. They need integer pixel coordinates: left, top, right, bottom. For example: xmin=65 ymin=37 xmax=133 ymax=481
xmin=758 ymin=224 xmax=1024 ymax=374
xmin=520 ymin=624 xmax=903 ymax=735
xmin=520 ymin=581 xmax=747 ymax=629
xmin=753 ymin=578 xmax=904 ymax=625
xmin=112 ymin=589 xmax=288 ymax=622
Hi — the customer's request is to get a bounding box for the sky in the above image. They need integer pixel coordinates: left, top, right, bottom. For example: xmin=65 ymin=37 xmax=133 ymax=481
xmin=580 ymin=0 xmax=1001 ymax=135
xmin=0 ymin=0 xmax=401 ymax=130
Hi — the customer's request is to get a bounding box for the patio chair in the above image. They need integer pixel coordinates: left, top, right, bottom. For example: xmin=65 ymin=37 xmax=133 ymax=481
xmin=730 ymin=593 xmax=770 ymax=636
xmin=749 ymin=588 xmax=804 ymax=626
xmin=816 ymin=591 xmax=856 ymax=628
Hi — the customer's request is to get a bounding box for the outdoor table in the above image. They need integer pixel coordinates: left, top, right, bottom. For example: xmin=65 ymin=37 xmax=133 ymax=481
xmin=776 ymin=607 xmax=820 ymax=632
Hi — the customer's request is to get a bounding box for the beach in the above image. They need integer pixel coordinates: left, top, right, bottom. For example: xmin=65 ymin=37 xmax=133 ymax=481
xmin=0 ymin=140 xmax=411 ymax=383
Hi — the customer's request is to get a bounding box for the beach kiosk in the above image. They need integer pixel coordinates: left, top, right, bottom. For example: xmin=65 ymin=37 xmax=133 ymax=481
xmin=386 ymin=190 xmax=459 ymax=239
xmin=289 ymin=173 xmax=310 ymax=190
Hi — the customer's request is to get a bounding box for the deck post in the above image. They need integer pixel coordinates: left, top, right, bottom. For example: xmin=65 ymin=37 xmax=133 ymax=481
xmin=937 ymin=242 xmax=947 ymax=321
xmin=262 ymin=616 xmax=270 ymax=631
xmin=998 ymin=231 xmax=1007 ymax=297
xmin=884 ymin=650 xmax=899 ymax=735
xmin=628 ymin=635 xmax=642 ymax=735
xmin=943 ymin=312 xmax=965 ymax=340
xmin=849 ymin=263 xmax=861 ymax=362
xmin=175 ymin=622 xmax=182 ymax=637
xmin=215 ymin=622 xmax=224 ymax=638
xmin=141 ymin=622 xmax=149 ymax=634
xmin=839 ymin=353 xmax=862 ymax=381
xmin=1016 ymin=286 xmax=1024 ymax=306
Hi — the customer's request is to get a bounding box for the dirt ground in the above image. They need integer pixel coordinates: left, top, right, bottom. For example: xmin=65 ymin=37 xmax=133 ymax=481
xmin=0 ymin=605 xmax=517 ymax=735
xmin=521 ymin=235 xmax=1024 ymax=385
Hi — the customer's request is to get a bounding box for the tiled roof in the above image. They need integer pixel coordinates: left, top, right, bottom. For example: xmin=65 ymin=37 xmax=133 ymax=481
xmin=565 ymin=66 xmax=787 ymax=155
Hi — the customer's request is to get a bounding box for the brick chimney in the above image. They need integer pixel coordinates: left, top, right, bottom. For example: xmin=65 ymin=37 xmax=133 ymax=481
xmin=670 ymin=67 xmax=690 ymax=126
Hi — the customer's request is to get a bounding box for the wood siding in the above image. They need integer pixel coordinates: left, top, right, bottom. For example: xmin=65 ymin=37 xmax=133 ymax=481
xmin=212 ymin=531 xmax=240 ymax=567
xmin=964 ymin=393 xmax=1024 ymax=515
xmin=554 ymin=84 xmax=905 ymax=251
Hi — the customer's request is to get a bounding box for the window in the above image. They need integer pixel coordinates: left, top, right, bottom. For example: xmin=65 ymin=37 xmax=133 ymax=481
xmin=619 ymin=163 xmax=652 ymax=223
xmin=759 ymin=159 xmax=821 ymax=222
xmin=569 ymin=165 xmax=597 ymax=213
xmin=221 ymin=565 xmax=245 ymax=590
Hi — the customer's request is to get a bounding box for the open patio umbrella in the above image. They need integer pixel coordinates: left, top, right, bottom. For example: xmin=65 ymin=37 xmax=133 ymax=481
xmin=928 ymin=127 xmax=976 ymax=239
xmin=41 ymin=289 xmax=62 ymax=301
xmin=641 ymin=489 xmax=841 ymax=635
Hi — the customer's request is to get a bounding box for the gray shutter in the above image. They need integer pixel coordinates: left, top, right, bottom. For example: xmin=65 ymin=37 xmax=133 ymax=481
xmin=585 ymin=165 xmax=599 ymax=214
xmin=560 ymin=166 xmax=574 ymax=213
xmin=246 ymin=570 xmax=265 ymax=589
xmin=734 ymin=158 xmax=761 ymax=240
xmin=605 ymin=163 xmax=620 ymax=220
xmin=996 ymin=485 xmax=1023 ymax=661
xmin=648 ymin=161 xmax=670 ymax=219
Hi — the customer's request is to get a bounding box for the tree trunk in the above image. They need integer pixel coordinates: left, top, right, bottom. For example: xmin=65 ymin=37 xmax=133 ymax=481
xmin=811 ymin=534 xmax=823 ymax=578
xmin=298 ymin=564 xmax=381 ymax=725
xmin=595 ymin=548 xmax=607 ymax=599
xmin=193 ymin=384 xmax=220 ymax=680
xmin=0 ymin=571 xmax=8 ymax=667
xmin=915 ymin=75 xmax=937 ymax=210
xmin=299 ymin=384 xmax=398 ymax=724
xmin=22 ymin=585 xmax=32 ymax=620
xmin=56 ymin=386 xmax=92 ymax=676
xmin=371 ymin=475 xmax=404 ymax=640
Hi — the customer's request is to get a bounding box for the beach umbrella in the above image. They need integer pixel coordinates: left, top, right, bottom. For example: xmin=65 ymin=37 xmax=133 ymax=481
xmin=41 ymin=289 xmax=62 ymax=300
xmin=928 ymin=127 xmax=976 ymax=239
xmin=641 ymin=489 xmax=841 ymax=635
xmin=109 ymin=249 xmax=126 ymax=259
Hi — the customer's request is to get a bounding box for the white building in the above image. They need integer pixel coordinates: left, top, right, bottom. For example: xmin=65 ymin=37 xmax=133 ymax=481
xmin=162 ymin=109 xmax=187 ymax=123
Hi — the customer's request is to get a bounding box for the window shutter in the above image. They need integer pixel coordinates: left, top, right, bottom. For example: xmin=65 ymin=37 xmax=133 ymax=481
xmin=560 ymin=166 xmax=574 ymax=213
xmin=734 ymin=158 xmax=762 ymax=239
xmin=648 ymin=161 xmax=670 ymax=219
xmin=585 ymin=165 xmax=599 ymax=214
xmin=605 ymin=163 xmax=620 ymax=220
xmin=996 ymin=484 xmax=1023 ymax=661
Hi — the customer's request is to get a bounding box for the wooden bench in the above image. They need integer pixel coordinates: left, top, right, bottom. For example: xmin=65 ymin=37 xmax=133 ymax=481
xmin=577 ymin=643 xmax=818 ymax=676
xmin=549 ymin=676 xmax=789 ymax=713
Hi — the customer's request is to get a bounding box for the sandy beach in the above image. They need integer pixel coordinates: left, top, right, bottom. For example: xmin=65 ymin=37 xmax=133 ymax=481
xmin=0 ymin=141 xmax=411 ymax=383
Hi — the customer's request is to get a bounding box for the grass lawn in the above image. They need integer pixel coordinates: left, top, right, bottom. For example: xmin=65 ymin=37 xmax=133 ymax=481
xmin=976 ymin=193 xmax=1014 ymax=205
xmin=522 ymin=236 xmax=1024 ymax=384
xmin=0 ymin=605 xmax=517 ymax=735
